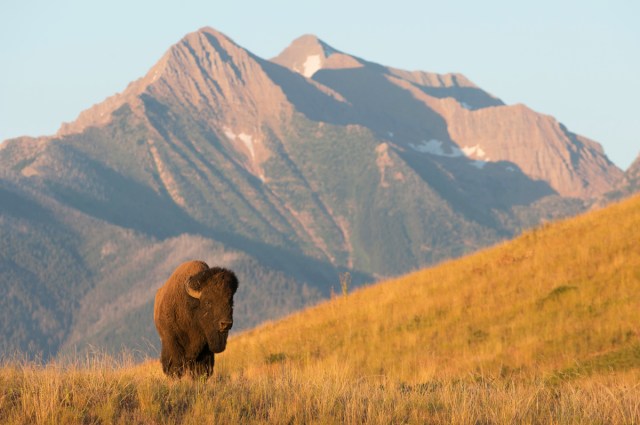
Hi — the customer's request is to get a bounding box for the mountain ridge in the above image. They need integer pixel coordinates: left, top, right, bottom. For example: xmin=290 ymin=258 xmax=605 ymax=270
xmin=272 ymin=33 xmax=621 ymax=198
xmin=45 ymin=26 xmax=624 ymax=200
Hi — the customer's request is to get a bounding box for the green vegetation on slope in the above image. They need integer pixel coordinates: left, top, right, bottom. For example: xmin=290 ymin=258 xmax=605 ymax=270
xmin=279 ymin=116 xmax=502 ymax=275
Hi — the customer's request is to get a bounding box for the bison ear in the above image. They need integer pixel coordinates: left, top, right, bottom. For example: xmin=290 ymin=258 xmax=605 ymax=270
xmin=185 ymin=269 xmax=211 ymax=299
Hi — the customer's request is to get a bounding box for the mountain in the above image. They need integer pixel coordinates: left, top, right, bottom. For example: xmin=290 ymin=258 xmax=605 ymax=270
xmin=618 ymin=153 xmax=640 ymax=193
xmin=273 ymin=35 xmax=622 ymax=199
xmin=0 ymin=27 xmax=623 ymax=359
xmin=594 ymin=152 xmax=640 ymax=205
xmin=628 ymin=154 xmax=640 ymax=187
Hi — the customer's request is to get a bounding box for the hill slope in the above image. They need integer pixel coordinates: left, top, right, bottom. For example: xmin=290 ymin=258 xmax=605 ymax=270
xmin=1 ymin=195 xmax=639 ymax=425
xmin=223 ymin=193 xmax=640 ymax=380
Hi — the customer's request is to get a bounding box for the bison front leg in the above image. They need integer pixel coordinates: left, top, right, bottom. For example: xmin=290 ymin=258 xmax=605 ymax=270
xmin=161 ymin=343 xmax=186 ymax=378
xmin=188 ymin=347 xmax=215 ymax=379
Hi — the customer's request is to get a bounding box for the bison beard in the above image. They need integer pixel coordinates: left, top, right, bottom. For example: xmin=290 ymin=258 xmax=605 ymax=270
xmin=208 ymin=330 xmax=229 ymax=353
xmin=154 ymin=260 xmax=238 ymax=379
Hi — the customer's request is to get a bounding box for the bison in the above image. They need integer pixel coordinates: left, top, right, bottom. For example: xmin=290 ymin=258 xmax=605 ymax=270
xmin=154 ymin=260 xmax=238 ymax=379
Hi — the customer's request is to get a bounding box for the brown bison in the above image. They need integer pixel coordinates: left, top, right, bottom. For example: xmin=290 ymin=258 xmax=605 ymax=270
xmin=154 ymin=260 xmax=238 ymax=379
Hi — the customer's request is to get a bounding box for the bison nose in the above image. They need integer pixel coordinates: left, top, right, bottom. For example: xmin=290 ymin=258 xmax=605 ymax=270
xmin=219 ymin=320 xmax=233 ymax=332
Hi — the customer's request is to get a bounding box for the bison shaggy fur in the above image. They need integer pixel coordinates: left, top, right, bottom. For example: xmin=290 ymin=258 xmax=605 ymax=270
xmin=154 ymin=260 xmax=238 ymax=379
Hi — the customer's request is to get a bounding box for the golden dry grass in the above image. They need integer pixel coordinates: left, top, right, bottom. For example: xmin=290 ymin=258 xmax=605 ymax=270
xmin=2 ymin=194 xmax=640 ymax=424
xmin=224 ymin=194 xmax=640 ymax=382
xmin=1 ymin=357 xmax=639 ymax=424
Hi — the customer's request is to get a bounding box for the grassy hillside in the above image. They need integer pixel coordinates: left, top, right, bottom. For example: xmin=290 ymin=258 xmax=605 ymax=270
xmin=1 ymin=194 xmax=639 ymax=423
xmin=222 ymin=193 xmax=640 ymax=381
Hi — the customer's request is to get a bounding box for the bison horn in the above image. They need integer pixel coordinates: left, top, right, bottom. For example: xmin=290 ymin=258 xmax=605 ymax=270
xmin=185 ymin=279 xmax=202 ymax=299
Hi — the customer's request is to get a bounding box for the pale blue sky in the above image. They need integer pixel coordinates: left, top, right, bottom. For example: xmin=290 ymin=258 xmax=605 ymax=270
xmin=1 ymin=0 xmax=638 ymax=169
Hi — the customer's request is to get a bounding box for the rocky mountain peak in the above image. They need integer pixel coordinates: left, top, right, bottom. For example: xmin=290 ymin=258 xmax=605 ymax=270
xmin=57 ymin=26 xmax=291 ymax=138
xmin=627 ymin=153 xmax=640 ymax=177
xmin=271 ymin=34 xmax=363 ymax=78
xmin=619 ymin=152 xmax=640 ymax=194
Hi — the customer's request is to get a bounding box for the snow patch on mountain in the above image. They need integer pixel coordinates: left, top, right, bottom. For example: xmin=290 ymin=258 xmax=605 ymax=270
xmin=224 ymin=127 xmax=256 ymax=159
xmin=238 ymin=133 xmax=256 ymax=159
xmin=462 ymin=144 xmax=488 ymax=159
xmin=223 ymin=128 xmax=236 ymax=140
xmin=302 ymin=55 xmax=322 ymax=78
xmin=223 ymin=127 xmax=266 ymax=180
xmin=409 ymin=139 xmax=464 ymax=158
xmin=410 ymin=140 xmax=494 ymax=170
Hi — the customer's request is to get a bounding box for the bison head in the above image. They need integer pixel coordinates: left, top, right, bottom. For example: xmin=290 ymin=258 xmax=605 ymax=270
xmin=185 ymin=267 xmax=239 ymax=353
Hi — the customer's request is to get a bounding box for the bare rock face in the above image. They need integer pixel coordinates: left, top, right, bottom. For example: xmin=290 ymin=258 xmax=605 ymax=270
xmin=610 ymin=153 xmax=640 ymax=200
xmin=627 ymin=154 xmax=640 ymax=180
xmin=59 ymin=27 xmax=291 ymax=143
xmin=271 ymin=34 xmax=364 ymax=77
xmin=273 ymin=34 xmax=622 ymax=199
xmin=435 ymin=101 xmax=623 ymax=198
xmin=622 ymin=153 xmax=640 ymax=194
xmin=54 ymin=27 xmax=622 ymax=201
